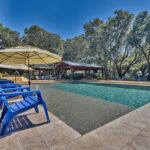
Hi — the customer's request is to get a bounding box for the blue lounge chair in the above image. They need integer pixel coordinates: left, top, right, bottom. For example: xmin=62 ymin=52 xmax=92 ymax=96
xmin=0 ymin=90 xmax=50 ymax=135
xmin=0 ymin=87 xmax=30 ymax=102
xmin=0 ymin=87 xmax=30 ymax=93
xmin=0 ymin=86 xmax=39 ymax=118
xmin=0 ymin=85 xmax=29 ymax=105
xmin=0 ymin=83 xmax=22 ymax=89
xmin=0 ymin=80 xmax=13 ymax=84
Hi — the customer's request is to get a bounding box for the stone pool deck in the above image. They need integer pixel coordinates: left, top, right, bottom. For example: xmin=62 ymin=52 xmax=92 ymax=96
xmin=1 ymin=103 xmax=150 ymax=150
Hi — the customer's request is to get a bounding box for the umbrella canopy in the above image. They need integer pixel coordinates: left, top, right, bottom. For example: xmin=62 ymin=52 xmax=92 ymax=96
xmin=0 ymin=64 xmax=33 ymax=83
xmin=0 ymin=46 xmax=61 ymax=86
xmin=0 ymin=64 xmax=33 ymax=70
xmin=0 ymin=46 xmax=61 ymax=65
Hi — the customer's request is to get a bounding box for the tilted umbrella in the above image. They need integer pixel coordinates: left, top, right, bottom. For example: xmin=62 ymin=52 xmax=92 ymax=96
xmin=0 ymin=64 xmax=33 ymax=70
xmin=0 ymin=46 xmax=61 ymax=86
xmin=0 ymin=64 xmax=33 ymax=83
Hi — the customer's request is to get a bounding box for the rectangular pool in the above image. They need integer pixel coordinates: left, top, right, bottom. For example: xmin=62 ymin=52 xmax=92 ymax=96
xmin=32 ymin=82 xmax=150 ymax=134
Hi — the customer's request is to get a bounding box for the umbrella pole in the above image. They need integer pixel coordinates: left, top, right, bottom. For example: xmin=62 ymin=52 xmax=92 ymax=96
xmin=15 ymin=70 xmax=17 ymax=83
xmin=28 ymin=58 xmax=31 ymax=88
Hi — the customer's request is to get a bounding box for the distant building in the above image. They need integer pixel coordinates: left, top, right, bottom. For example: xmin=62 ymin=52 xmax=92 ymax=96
xmin=56 ymin=61 xmax=104 ymax=80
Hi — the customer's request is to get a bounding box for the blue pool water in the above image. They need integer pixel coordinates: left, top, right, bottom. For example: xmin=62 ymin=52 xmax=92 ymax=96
xmin=49 ymin=82 xmax=150 ymax=108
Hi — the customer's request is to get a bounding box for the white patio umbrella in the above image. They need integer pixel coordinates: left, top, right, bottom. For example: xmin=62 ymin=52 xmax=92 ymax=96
xmin=0 ymin=64 xmax=33 ymax=83
xmin=0 ymin=64 xmax=32 ymax=70
xmin=0 ymin=46 xmax=61 ymax=86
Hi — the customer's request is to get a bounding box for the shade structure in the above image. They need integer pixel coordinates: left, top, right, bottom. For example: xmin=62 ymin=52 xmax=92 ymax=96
xmin=56 ymin=61 xmax=103 ymax=70
xmin=0 ymin=64 xmax=33 ymax=83
xmin=0 ymin=46 xmax=61 ymax=65
xmin=0 ymin=46 xmax=61 ymax=86
xmin=0 ymin=64 xmax=33 ymax=70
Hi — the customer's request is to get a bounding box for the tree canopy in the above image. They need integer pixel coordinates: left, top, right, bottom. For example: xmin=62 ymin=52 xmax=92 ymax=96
xmin=22 ymin=25 xmax=63 ymax=54
xmin=0 ymin=23 xmax=20 ymax=49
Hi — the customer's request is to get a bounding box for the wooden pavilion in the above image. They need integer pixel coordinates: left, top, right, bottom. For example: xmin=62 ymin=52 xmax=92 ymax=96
xmin=56 ymin=61 xmax=104 ymax=80
xmin=31 ymin=64 xmax=53 ymax=80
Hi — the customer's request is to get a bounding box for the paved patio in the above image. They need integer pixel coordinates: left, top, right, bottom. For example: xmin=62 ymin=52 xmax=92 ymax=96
xmin=0 ymin=107 xmax=81 ymax=150
xmin=1 ymin=103 xmax=150 ymax=150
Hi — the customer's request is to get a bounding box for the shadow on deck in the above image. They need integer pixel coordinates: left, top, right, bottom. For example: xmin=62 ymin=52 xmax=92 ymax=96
xmin=0 ymin=113 xmax=49 ymax=138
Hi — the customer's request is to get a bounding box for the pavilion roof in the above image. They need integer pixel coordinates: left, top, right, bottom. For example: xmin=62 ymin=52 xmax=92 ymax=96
xmin=56 ymin=61 xmax=103 ymax=70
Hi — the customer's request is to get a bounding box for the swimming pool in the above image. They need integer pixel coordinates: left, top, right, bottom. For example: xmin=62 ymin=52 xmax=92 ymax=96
xmin=32 ymin=82 xmax=150 ymax=134
xmin=48 ymin=82 xmax=150 ymax=108
xmin=32 ymin=83 xmax=134 ymax=134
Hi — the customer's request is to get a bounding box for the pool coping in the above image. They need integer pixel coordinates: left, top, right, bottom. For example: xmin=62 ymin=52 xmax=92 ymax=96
xmin=64 ymin=102 xmax=150 ymax=149
xmin=81 ymin=80 xmax=150 ymax=87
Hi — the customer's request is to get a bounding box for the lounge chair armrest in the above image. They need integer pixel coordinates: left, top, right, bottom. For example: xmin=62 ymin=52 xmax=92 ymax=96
xmin=2 ymin=87 xmax=30 ymax=92
xmin=0 ymin=97 xmax=10 ymax=109
xmin=0 ymin=90 xmax=40 ymax=98
xmin=0 ymin=84 xmax=22 ymax=88
xmin=0 ymin=83 xmax=21 ymax=86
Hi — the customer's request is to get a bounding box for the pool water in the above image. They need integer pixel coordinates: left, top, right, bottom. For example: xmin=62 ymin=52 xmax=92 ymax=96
xmin=49 ymin=82 xmax=150 ymax=108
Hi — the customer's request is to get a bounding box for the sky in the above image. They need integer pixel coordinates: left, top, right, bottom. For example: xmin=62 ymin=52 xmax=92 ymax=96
xmin=0 ymin=0 xmax=150 ymax=39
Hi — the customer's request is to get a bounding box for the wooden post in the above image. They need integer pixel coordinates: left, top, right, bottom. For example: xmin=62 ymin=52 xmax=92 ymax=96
xmin=71 ymin=67 xmax=74 ymax=80
xmin=102 ymin=68 xmax=104 ymax=79
xmin=85 ymin=70 xmax=87 ymax=79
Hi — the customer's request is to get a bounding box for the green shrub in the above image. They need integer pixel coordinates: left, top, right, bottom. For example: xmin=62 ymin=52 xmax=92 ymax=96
xmin=0 ymin=73 xmax=2 ymax=79
xmin=97 ymin=76 xmax=102 ymax=80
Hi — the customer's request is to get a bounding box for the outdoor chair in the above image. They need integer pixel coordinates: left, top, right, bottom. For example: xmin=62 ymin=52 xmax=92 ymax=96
xmin=0 ymin=86 xmax=39 ymax=121
xmin=0 ymin=80 xmax=13 ymax=85
xmin=0 ymin=87 xmax=30 ymax=93
xmin=0 ymin=90 xmax=50 ymax=135
xmin=0 ymin=87 xmax=30 ymax=104
xmin=0 ymin=83 xmax=22 ymax=89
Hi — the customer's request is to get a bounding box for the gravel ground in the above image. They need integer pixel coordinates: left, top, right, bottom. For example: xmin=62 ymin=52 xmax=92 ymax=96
xmin=32 ymin=84 xmax=134 ymax=135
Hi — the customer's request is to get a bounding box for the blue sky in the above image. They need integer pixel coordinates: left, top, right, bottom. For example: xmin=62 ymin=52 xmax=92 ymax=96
xmin=0 ymin=0 xmax=149 ymax=39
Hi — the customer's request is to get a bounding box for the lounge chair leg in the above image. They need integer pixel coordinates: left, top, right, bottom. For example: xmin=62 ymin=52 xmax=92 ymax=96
xmin=34 ymin=106 xmax=39 ymax=113
xmin=42 ymin=102 xmax=50 ymax=122
xmin=0 ymin=106 xmax=8 ymax=122
xmin=0 ymin=114 xmax=13 ymax=135
xmin=0 ymin=123 xmax=8 ymax=135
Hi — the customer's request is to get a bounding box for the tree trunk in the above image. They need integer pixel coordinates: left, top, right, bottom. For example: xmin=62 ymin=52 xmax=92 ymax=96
xmin=147 ymin=63 xmax=150 ymax=80
xmin=117 ymin=71 xmax=123 ymax=79
xmin=104 ymin=65 xmax=109 ymax=80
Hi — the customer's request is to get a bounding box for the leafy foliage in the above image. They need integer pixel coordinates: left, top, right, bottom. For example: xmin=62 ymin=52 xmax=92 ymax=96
xmin=63 ymin=35 xmax=89 ymax=62
xmin=82 ymin=10 xmax=141 ymax=79
xmin=0 ymin=23 xmax=20 ymax=48
xmin=21 ymin=25 xmax=63 ymax=54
